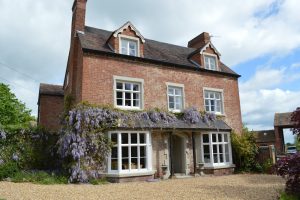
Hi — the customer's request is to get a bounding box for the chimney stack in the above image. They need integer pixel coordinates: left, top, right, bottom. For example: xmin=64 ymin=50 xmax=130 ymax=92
xmin=71 ymin=0 xmax=87 ymax=38
xmin=188 ymin=32 xmax=210 ymax=49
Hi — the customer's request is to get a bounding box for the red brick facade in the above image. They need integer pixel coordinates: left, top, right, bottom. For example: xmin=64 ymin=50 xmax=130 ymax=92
xmin=38 ymin=95 xmax=64 ymax=131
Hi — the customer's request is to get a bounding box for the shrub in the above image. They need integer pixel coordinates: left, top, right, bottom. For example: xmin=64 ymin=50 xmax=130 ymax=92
xmin=231 ymin=126 xmax=259 ymax=172
xmin=0 ymin=161 xmax=19 ymax=180
xmin=275 ymin=153 xmax=300 ymax=197
xmin=11 ymin=171 xmax=68 ymax=185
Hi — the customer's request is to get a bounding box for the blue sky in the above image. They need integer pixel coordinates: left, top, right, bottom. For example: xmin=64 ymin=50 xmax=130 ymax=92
xmin=0 ymin=0 xmax=299 ymax=143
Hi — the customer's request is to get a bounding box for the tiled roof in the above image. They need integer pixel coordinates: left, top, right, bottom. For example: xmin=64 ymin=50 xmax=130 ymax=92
xmin=39 ymin=83 xmax=64 ymax=96
xmin=78 ymin=26 xmax=239 ymax=77
xmin=274 ymin=112 xmax=294 ymax=127
xmin=118 ymin=118 xmax=232 ymax=131
xmin=252 ymin=130 xmax=276 ymax=143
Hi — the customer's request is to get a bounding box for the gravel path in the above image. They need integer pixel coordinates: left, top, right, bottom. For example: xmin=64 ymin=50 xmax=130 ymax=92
xmin=0 ymin=174 xmax=284 ymax=200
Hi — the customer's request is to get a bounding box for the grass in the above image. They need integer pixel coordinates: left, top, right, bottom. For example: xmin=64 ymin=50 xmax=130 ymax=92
xmin=89 ymin=178 xmax=109 ymax=185
xmin=10 ymin=171 xmax=68 ymax=185
xmin=279 ymin=192 xmax=300 ymax=200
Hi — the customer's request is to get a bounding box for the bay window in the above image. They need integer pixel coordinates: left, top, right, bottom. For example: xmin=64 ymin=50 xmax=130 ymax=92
xmin=201 ymin=132 xmax=232 ymax=167
xmin=108 ymin=131 xmax=152 ymax=174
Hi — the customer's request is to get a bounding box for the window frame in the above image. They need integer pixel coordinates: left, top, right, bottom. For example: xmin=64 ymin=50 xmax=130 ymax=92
xmin=107 ymin=131 xmax=152 ymax=174
xmin=203 ymin=53 xmax=218 ymax=71
xmin=113 ymin=76 xmax=144 ymax=110
xmin=119 ymin=35 xmax=140 ymax=57
xmin=200 ymin=132 xmax=232 ymax=168
xmin=166 ymin=82 xmax=185 ymax=112
xmin=203 ymin=88 xmax=225 ymax=115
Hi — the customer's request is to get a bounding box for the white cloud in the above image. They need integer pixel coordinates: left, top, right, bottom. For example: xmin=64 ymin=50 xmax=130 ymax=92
xmin=240 ymin=67 xmax=300 ymax=130
xmin=291 ymin=62 xmax=300 ymax=69
xmin=1 ymin=0 xmax=300 ymax=118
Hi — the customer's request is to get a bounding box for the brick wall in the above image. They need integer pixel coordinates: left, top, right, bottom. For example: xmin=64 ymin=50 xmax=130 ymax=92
xmin=38 ymin=95 xmax=64 ymax=131
xmin=79 ymin=53 xmax=243 ymax=133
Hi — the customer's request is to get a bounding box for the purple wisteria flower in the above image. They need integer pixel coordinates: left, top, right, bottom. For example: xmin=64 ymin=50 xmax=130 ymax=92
xmin=0 ymin=130 xmax=6 ymax=140
xmin=12 ymin=153 xmax=19 ymax=161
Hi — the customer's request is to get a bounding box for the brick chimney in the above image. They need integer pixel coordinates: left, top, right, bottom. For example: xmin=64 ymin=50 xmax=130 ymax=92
xmin=71 ymin=0 xmax=87 ymax=38
xmin=188 ymin=32 xmax=210 ymax=49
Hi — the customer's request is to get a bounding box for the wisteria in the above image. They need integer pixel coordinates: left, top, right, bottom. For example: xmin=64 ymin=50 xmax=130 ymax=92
xmin=0 ymin=129 xmax=6 ymax=140
xmin=12 ymin=153 xmax=19 ymax=161
xmin=58 ymin=104 xmax=217 ymax=183
xmin=0 ymin=159 xmax=4 ymax=165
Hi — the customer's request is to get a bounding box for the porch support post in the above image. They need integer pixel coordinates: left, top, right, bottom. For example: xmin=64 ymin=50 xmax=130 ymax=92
xmin=192 ymin=132 xmax=197 ymax=175
xmin=169 ymin=131 xmax=174 ymax=177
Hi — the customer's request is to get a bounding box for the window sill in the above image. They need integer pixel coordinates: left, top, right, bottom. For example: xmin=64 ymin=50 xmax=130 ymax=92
xmin=204 ymin=164 xmax=235 ymax=170
xmin=115 ymin=106 xmax=143 ymax=111
xmin=104 ymin=170 xmax=155 ymax=178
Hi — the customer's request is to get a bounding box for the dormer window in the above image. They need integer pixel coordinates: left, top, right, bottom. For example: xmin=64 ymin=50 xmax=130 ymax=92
xmin=204 ymin=55 xmax=217 ymax=70
xmin=120 ymin=37 xmax=138 ymax=56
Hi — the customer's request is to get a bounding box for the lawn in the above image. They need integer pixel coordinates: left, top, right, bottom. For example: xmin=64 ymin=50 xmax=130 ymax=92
xmin=0 ymin=174 xmax=284 ymax=200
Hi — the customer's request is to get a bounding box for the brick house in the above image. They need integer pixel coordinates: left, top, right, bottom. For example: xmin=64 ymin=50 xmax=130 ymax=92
xmin=38 ymin=0 xmax=243 ymax=182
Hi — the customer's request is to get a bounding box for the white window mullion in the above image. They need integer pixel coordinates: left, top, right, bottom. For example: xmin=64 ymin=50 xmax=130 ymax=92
xmin=118 ymin=133 xmax=122 ymax=172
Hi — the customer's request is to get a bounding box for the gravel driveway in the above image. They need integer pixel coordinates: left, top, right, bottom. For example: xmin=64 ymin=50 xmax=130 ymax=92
xmin=0 ymin=174 xmax=284 ymax=200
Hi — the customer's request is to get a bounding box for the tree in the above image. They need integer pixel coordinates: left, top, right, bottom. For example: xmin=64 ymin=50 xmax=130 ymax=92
xmin=0 ymin=83 xmax=33 ymax=127
xmin=291 ymin=107 xmax=300 ymax=138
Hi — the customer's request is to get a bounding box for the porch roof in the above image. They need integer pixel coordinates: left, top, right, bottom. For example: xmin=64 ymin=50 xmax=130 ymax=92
xmin=118 ymin=118 xmax=232 ymax=131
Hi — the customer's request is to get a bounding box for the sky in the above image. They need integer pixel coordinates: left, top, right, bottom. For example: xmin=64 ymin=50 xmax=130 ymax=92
xmin=0 ymin=0 xmax=299 ymax=143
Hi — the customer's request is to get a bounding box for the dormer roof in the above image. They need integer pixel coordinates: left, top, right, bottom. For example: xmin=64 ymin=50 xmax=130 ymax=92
xmin=112 ymin=21 xmax=145 ymax=43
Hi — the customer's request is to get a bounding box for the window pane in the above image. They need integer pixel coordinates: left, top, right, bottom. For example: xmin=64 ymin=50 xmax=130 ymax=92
xmin=133 ymin=93 xmax=139 ymax=100
xmin=212 ymin=134 xmax=217 ymax=143
xmin=133 ymin=84 xmax=139 ymax=91
xmin=210 ymin=93 xmax=214 ymax=98
xmin=220 ymin=154 xmax=224 ymax=163
xmin=116 ymin=82 xmax=123 ymax=90
xmin=111 ymin=134 xmax=118 ymax=144
xmin=218 ymin=134 xmax=222 ymax=142
xmin=205 ymin=92 xmax=209 ymax=98
xmin=205 ymin=99 xmax=209 ymax=106
xmin=225 ymin=154 xmax=230 ymax=162
xmin=117 ymin=91 xmax=123 ymax=99
xmin=122 ymin=147 xmax=129 ymax=157
xmin=111 ymin=159 xmax=118 ymax=170
xmin=213 ymin=144 xmax=217 ymax=153
xmin=111 ymin=147 xmax=118 ymax=158
xmin=125 ymin=92 xmax=131 ymax=100
xmin=122 ymin=159 xmax=129 ymax=170
xmin=213 ymin=154 xmax=218 ymax=163
xmin=204 ymin=145 xmax=210 ymax=153
xmin=121 ymin=47 xmax=127 ymax=55
xmin=169 ymin=96 xmax=174 ymax=103
xmin=203 ymin=134 xmax=209 ymax=143
xmin=125 ymin=83 xmax=132 ymax=90
xmin=219 ymin=144 xmax=223 ymax=153
xmin=204 ymin=154 xmax=210 ymax=163
xmin=205 ymin=106 xmax=210 ymax=112
xmin=129 ymin=49 xmax=136 ymax=56
xmin=140 ymin=158 xmax=146 ymax=169
xmin=131 ymin=158 xmax=138 ymax=169
xmin=224 ymin=134 xmax=228 ymax=142
xmin=131 ymin=134 xmax=137 ymax=144
xmin=225 ymin=144 xmax=229 ymax=153
xmin=140 ymin=146 xmax=146 ymax=157
xmin=168 ymin=88 xmax=174 ymax=95
xmin=131 ymin=146 xmax=138 ymax=157
xmin=117 ymin=99 xmax=123 ymax=106
xmin=125 ymin=100 xmax=131 ymax=106
xmin=175 ymin=88 xmax=182 ymax=95
xmin=140 ymin=134 xmax=145 ymax=144
xmin=122 ymin=133 xmax=128 ymax=144
xmin=133 ymin=100 xmax=140 ymax=107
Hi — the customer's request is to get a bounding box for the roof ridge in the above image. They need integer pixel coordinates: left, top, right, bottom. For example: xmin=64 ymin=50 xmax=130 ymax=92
xmin=85 ymin=25 xmax=195 ymax=50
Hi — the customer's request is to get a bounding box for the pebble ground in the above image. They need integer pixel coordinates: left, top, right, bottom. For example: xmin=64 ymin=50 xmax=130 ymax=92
xmin=0 ymin=174 xmax=285 ymax=200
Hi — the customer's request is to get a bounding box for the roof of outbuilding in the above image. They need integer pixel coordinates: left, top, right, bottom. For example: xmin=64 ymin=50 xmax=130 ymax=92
xmin=78 ymin=26 xmax=239 ymax=77
xmin=274 ymin=112 xmax=294 ymax=127
xmin=39 ymin=83 xmax=64 ymax=96
xmin=252 ymin=130 xmax=276 ymax=143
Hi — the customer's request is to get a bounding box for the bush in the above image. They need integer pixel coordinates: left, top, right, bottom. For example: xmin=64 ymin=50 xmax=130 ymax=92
xmin=279 ymin=191 xmax=300 ymax=200
xmin=0 ymin=161 xmax=19 ymax=180
xmin=275 ymin=153 xmax=300 ymax=196
xmin=231 ymin=126 xmax=259 ymax=172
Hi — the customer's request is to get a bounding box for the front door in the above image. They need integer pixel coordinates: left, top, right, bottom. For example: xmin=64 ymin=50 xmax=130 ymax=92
xmin=171 ymin=134 xmax=186 ymax=174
